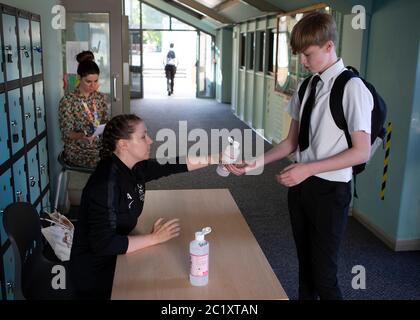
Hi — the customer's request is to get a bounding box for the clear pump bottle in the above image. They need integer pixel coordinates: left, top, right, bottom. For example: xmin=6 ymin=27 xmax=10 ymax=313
xmin=217 ymin=137 xmax=241 ymax=177
xmin=189 ymin=227 xmax=212 ymax=286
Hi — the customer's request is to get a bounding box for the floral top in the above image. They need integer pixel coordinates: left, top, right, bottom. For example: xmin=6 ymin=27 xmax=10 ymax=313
xmin=58 ymin=89 xmax=109 ymax=169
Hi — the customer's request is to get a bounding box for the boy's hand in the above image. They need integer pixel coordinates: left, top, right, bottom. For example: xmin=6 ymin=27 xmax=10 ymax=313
xmin=276 ymin=163 xmax=313 ymax=187
xmin=225 ymin=161 xmax=256 ymax=176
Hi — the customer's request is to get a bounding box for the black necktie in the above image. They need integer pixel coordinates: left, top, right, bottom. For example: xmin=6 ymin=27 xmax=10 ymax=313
xmin=298 ymin=75 xmax=321 ymax=152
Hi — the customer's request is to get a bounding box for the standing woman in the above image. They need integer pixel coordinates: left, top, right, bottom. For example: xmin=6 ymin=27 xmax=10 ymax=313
xmin=69 ymin=114 xmax=218 ymax=299
xmin=58 ymin=59 xmax=109 ymax=169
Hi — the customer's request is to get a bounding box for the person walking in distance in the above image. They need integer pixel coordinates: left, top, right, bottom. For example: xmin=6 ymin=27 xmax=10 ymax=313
xmin=164 ymin=43 xmax=177 ymax=96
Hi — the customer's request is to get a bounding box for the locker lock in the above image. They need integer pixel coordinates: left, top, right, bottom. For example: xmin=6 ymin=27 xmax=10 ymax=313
xmin=29 ymin=176 xmax=36 ymax=187
xmin=16 ymin=191 xmax=23 ymax=202
xmin=40 ymin=164 xmax=46 ymax=174
xmin=5 ymin=45 xmax=13 ymax=63
xmin=24 ymin=113 xmax=31 ymax=120
xmin=11 ymin=121 xmax=19 ymax=143
xmin=36 ymin=107 xmax=42 ymax=118
xmin=6 ymin=281 xmax=15 ymax=294
xmin=34 ymin=46 xmax=42 ymax=53
xmin=20 ymin=45 xmax=30 ymax=58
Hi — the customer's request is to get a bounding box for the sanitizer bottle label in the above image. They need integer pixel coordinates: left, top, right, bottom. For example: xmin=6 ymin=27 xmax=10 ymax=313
xmin=190 ymin=253 xmax=209 ymax=277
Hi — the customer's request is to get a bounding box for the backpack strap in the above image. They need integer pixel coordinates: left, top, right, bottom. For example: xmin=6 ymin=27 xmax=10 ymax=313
xmin=330 ymin=70 xmax=357 ymax=148
xmin=330 ymin=69 xmax=360 ymax=197
xmin=298 ymin=76 xmax=312 ymax=104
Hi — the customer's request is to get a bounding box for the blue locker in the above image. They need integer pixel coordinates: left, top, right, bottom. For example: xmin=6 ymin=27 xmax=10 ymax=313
xmin=36 ymin=202 xmax=41 ymax=214
xmin=42 ymin=190 xmax=51 ymax=213
xmin=7 ymin=89 xmax=23 ymax=155
xmin=0 ymin=26 xmax=4 ymax=84
xmin=38 ymin=138 xmax=49 ymax=191
xmin=31 ymin=20 xmax=42 ymax=76
xmin=23 ymin=85 xmax=36 ymax=144
xmin=18 ymin=18 xmax=32 ymax=78
xmin=2 ymin=14 xmax=19 ymax=81
xmin=0 ymin=93 xmax=9 ymax=166
xmin=27 ymin=146 xmax=40 ymax=203
xmin=34 ymin=81 xmax=45 ymax=134
xmin=12 ymin=156 xmax=28 ymax=203
xmin=3 ymin=245 xmax=16 ymax=300
xmin=0 ymin=169 xmax=13 ymax=247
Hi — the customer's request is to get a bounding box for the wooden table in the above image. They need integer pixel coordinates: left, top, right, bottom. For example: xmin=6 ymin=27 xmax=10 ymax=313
xmin=111 ymin=189 xmax=288 ymax=300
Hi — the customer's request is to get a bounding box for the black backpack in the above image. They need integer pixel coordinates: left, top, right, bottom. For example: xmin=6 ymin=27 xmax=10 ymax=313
xmin=298 ymin=66 xmax=387 ymax=193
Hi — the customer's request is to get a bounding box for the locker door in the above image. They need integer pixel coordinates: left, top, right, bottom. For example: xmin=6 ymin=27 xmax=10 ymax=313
xmin=23 ymin=85 xmax=36 ymax=144
xmin=42 ymin=190 xmax=50 ymax=213
xmin=38 ymin=137 xmax=49 ymax=191
xmin=18 ymin=17 xmax=32 ymax=78
xmin=12 ymin=156 xmax=28 ymax=203
xmin=3 ymin=245 xmax=16 ymax=300
xmin=34 ymin=81 xmax=45 ymax=134
xmin=31 ymin=20 xmax=42 ymax=76
xmin=2 ymin=14 xmax=19 ymax=81
xmin=27 ymin=146 xmax=40 ymax=203
xmin=0 ymin=93 xmax=10 ymax=166
xmin=0 ymin=169 xmax=13 ymax=247
xmin=0 ymin=25 xmax=4 ymax=84
xmin=7 ymin=89 xmax=23 ymax=155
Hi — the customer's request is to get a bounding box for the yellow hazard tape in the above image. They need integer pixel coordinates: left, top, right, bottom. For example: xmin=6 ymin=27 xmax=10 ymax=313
xmin=380 ymin=122 xmax=392 ymax=200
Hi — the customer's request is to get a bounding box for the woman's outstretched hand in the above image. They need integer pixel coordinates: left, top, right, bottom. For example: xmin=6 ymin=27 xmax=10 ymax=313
xmin=151 ymin=218 xmax=181 ymax=245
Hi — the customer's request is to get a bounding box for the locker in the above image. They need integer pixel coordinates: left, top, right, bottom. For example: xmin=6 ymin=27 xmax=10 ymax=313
xmin=42 ymin=190 xmax=51 ymax=213
xmin=0 ymin=169 xmax=13 ymax=247
xmin=22 ymin=85 xmax=36 ymax=144
xmin=38 ymin=137 xmax=49 ymax=191
xmin=0 ymin=93 xmax=9 ymax=166
xmin=7 ymin=88 xmax=23 ymax=155
xmin=12 ymin=156 xmax=28 ymax=203
xmin=3 ymin=245 xmax=16 ymax=300
xmin=2 ymin=14 xmax=19 ymax=81
xmin=27 ymin=146 xmax=40 ymax=203
xmin=0 ymin=25 xmax=4 ymax=84
xmin=34 ymin=81 xmax=45 ymax=134
xmin=31 ymin=20 xmax=42 ymax=76
xmin=36 ymin=202 xmax=41 ymax=214
xmin=18 ymin=18 xmax=32 ymax=78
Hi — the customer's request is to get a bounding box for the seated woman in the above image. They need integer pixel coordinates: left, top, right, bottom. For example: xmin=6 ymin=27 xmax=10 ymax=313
xmin=58 ymin=59 xmax=109 ymax=169
xmin=69 ymin=114 xmax=219 ymax=299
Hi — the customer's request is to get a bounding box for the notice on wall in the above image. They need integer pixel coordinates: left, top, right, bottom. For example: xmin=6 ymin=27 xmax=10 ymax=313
xmin=66 ymin=41 xmax=89 ymax=74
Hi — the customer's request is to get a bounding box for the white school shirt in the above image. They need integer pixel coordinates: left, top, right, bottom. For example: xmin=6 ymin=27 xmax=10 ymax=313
xmin=286 ymin=58 xmax=373 ymax=182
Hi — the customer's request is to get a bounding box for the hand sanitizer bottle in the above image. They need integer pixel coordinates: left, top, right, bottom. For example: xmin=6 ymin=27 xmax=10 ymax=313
xmin=216 ymin=137 xmax=241 ymax=177
xmin=190 ymin=227 xmax=212 ymax=286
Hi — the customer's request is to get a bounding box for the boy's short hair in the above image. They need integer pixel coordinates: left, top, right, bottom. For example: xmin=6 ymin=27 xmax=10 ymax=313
xmin=290 ymin=12 xmax=337 ymax=54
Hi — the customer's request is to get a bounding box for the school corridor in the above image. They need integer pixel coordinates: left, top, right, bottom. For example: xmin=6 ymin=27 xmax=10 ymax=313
xmin=0 ymin=0 xmax=419 ymax=303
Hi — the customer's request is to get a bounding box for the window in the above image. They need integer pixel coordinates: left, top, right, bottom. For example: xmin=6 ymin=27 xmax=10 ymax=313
xmin=247 ymin=32 xmax=255 ymax=70
xmin=142 ymin=3 xmax=170 ymax=29
xmin=256 ymin=31 xmax=265 ymax=72
xmin=171 ymin=17 xmax=195 ymax=30
xmin=267 ymin=29 xmax=277 ymax=74
xmin=239 ymin=33 xmax=246 ymax=68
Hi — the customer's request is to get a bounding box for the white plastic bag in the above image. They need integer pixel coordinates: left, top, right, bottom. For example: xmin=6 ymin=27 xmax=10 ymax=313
xmin=41 ymin=211 xmax=74 ymax=261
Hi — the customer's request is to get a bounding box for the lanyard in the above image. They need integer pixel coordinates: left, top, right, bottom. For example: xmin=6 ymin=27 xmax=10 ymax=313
xmin=83 ymin=100 xmax=100 ymax=128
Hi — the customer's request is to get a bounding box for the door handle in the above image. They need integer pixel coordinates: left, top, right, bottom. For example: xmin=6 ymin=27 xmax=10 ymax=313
xmin=112 ymin=75 xmax=117 ymax=102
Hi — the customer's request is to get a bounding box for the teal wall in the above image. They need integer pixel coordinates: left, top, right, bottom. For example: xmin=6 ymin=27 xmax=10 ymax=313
xmin=2 ymin=0 xmax=63 ymax=206
xmin=353 ymin=0 xmax=420 ymax=248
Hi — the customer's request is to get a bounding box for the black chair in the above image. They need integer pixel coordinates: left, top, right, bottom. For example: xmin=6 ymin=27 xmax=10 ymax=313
xmin=54 ymin=151 xmax=94 ymax=212
xmin=3 ymin=202 xmax=74 ymax=300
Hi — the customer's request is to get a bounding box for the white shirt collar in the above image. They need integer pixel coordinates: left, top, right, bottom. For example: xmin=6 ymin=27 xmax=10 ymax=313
xmin=316 ymin=58 xmax=345 ymax=84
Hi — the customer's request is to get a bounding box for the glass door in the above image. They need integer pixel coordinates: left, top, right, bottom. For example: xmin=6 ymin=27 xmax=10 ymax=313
xmin=129 ymin=30 xmax=142 ymax=98
xmin=63 ymin=13 xmax=111 ymax=109
xmin=196 ymin=31 xmax=215 ymax=98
